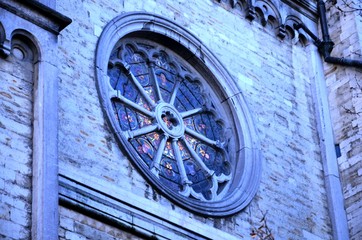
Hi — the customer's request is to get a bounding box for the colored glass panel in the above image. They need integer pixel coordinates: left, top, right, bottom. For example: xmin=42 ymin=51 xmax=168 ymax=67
xmin=107 ymin=40 xmax=232 ymax=202
xmin=159 ymin=157 xmax=181 ymax=191
xmin=156 ymin=70 xmax=175 ymax=103
xmin=130 ymin=137 xmax=154 ymax=167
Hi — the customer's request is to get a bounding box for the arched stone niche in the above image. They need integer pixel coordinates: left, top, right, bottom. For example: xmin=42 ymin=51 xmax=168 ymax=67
xmin=95 ymin=12 xmax=262 ymax=217
xmin=10 ymin=30 xmax=40 ymax=62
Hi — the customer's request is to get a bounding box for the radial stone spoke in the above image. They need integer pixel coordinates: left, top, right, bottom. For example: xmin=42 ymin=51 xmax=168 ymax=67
xmin=150 ymin=134 xmax=168 ymax=175
xmin=127 ymin=124 xmax=158 ymax=139
xmin=180 ymin=107 xmax=203 ymax=118
xmin=169 ymin=79 xmax=181 ymax=105
xmin=114 ymin=91 xmax=154 ymax=118
xmin=124 ymin=63 xmax=156 ymax=108
xmin=171 ymin=139 xmax=191 ymax=186
xmin=185 ymin=128 xmax=220 ymax=148
xmin=181 ymin=138 xmax=214 ymax=177
xmin=149 ymin=63 xmax=163 ymax=102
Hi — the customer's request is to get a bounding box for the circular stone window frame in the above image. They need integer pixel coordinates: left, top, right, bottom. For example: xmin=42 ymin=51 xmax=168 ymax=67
xmin=95 ymin=12 xmax=261 ymax=217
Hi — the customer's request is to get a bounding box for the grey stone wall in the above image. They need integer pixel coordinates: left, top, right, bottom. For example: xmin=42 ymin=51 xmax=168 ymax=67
xmin=0 ymin=47 xmax=33 ymax=239
xmin=55 ymin=0 xmax=333 ymax=239
xmin=59 ymin=206 xmax=143 ymax=240
xmin=0 ymin=2 xmax=70 ymax=239
xmin=324 ymin=1 xmax=362 ymax=239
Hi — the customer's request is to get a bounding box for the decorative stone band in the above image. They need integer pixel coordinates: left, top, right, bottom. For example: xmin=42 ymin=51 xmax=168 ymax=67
xmin=59 ymin=173 xmax=242 ymax=240
xmin=215 ymin=0 xmax=318 ymax=44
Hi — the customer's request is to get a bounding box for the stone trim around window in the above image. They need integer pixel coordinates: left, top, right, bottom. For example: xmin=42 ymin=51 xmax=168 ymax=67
xmin=95 ymin=12 xmax=261 ymax=217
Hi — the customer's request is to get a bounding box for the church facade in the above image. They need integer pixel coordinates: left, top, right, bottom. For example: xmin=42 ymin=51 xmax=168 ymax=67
xmin=0 ymin=0 xmax=361 ymax=239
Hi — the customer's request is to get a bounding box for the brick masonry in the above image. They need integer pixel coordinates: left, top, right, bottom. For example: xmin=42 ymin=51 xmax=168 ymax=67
xmin=59 ymin=206 xmax=144 ymax=240
xmin=324 ymin=1 xmax=362 ymax=239
xmin=0 ymin=54 xmax=33 ymax=239
xmin=5 ymin=0 xmax=361 ymax=239
xmin=55 ymin=0 xmax=332 ymax=239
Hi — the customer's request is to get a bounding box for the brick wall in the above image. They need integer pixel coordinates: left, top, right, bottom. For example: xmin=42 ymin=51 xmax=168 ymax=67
xmin=325 ymin=2 xmax=362 ymax=239
xmin=55 ymin=0 xmax=332 ymax=239
xmin=59 ymin=206 xmax=143 ymax=240
xmin=0 ymin=51 xmax=33 ymax=239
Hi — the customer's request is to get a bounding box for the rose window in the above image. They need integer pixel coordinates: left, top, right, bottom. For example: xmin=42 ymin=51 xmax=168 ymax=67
xmin=107 ymin=40 xmax=233 ymax=201
xmin=96 ymin=13 xmax=261 ymax=217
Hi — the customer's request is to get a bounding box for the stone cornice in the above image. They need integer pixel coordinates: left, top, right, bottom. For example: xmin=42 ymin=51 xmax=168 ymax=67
xmin=0 ymin=0 xmax=71 ymax=35
xmin=216 ymin=0 xmax=319 ymax=45
xmin=282 ymin=0 xmax=317 ymax=22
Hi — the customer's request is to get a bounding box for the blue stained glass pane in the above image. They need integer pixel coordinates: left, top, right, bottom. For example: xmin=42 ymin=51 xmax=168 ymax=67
xmin=136 ymin=95 xmax=151 ymax=111
xmin=160 ymin=175 xmax=181 ymax=192
xmin=155 ymin=51 xmax=170 ymax=71
xmin=108 ymin=67 xmax=120 ymax=89
xmin=123 ymin=82 xmax=138 ymax=102
xmin=196 ymin=143 xmax=216 ymax=165
xmin=144 ymin=86 xmax=156 ymax=103
xmin=177 ymin=80 xmax=203 ymax=110
xmin=137 ymin=113 xmax=152 ymax=128
xmin=108 ymin=66 xmax=129 ymax=93
xmin=129 ymin=52 xmax=148 ymax=78
xmin=159 ymin=157 xmax=181 ymax=191
xmin=183 ymin=118 xmax=195 ymax=131
xmin=214 ymin=151 xmax=231 ymax=176
xmin=128 ymin=52 xmax=144 ymax=65
xmin=194 ymin=114 xmax=207 ymax=135
xmin=163 ymin=141 xmax=175 ymax=159
xmin=201 ymin=114 xmax=215 ymax=140
xmin=130 ymin=137 xmax=154 ymax=167
xmin=185 ymin=134 xmax=198 ymax=150
xmin=191 ymin=113 xmax=220 ymax=141
xmin=184 ymin=160 xmax=200 ymax=178
xmin=185 ymin=80 xmax=204 ymax=104
xmin=177 ymin=141 xmax=190 ymax=160
xmin=112 ymin=101 xmax=154 ymax=132
xmin=160 ymin=157 xmax=179 ymax=175
xmin=123 ymin=45 xmax=137 ymax=64
xmin=169 ymin=64 xmax=177 ymax=75
xmin=132 ymin=65 xmax=149 ymax=86
xmin=177 ymin=91 xmax=193 ymax=111
xmin=209 ymin=116 xmax=223 ymax=140
xmin=145 ymin=132 xmax=161 ymax=148
xmin=191 ymin=178 xmax=213 ymax=200
xmin=156 ymin=70 xmax=175 ymax=103
xmin=157 ymin=71 xmax=174 ymax=89
xmin=112 ymin=103 xmax=138 ymax=131
xmin=109 ymin=49 xmax=118 ymax=60
xmin=174 ymin=95 xmax=188 ymax=112
xmin=108 ymin=65 xmax=146 ymax=105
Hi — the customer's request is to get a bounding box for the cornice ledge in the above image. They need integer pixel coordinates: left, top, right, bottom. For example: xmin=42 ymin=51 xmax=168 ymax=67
xmin=0 ymin=0 xmax=72 ymax=35
xmin=282 ymin=0 xmax=317 ymax=22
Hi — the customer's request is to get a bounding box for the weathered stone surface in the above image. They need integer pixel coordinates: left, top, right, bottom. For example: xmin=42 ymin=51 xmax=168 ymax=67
xmin=324 ymin=1 xmax=362 ymax=239
xmin=0 ymin=55 xmax=33 ymax=239
xmin=55 ymin=0 xmax=332 ymax=239
xmin=2 ymin=0 xmax=360 ymax=239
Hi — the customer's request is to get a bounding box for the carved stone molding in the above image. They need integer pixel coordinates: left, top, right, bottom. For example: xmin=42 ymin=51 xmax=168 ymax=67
xmin=0 ymin=22 xmax=11 ymax=57
xmin=282 ymin=0 xmax=317 ymax=21
xmin=59 ymin=174 xmax=242 ymax=240
xmin=216 ymin=0 xmax=318 ymax=45
xmin=0 ymin=0 xmax=71 ymax=35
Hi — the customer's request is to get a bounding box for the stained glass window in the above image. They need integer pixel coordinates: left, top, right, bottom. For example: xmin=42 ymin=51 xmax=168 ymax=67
xmin=108 ymin=40 xmax=232 ymax=201
xmin=96 ymin=13 xmax=261 ymax=217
